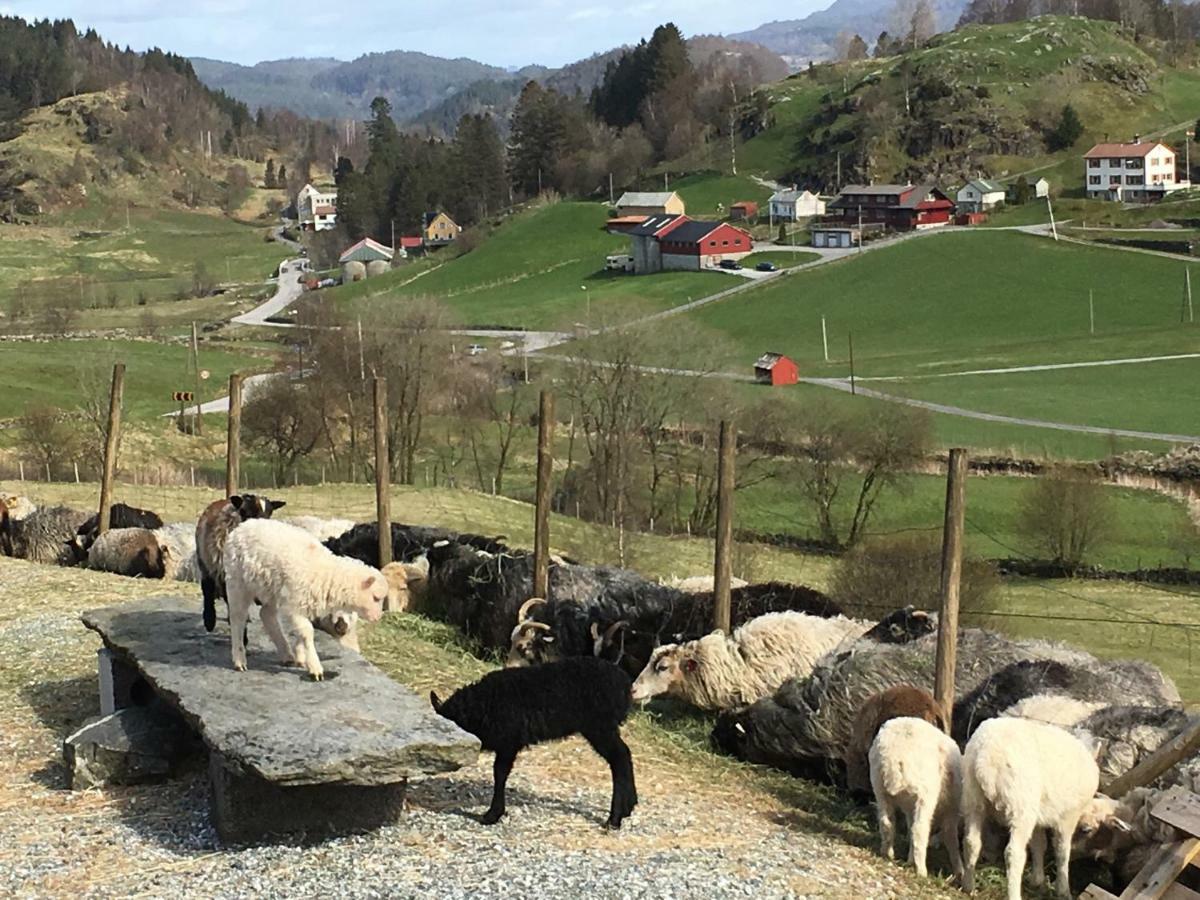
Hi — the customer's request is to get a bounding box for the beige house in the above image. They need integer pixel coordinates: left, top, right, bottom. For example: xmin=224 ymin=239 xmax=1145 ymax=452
xmin=615 ymin=191 xmax=685 ymax=217
xmin=423 ymin=211 xmax=461 ymax=245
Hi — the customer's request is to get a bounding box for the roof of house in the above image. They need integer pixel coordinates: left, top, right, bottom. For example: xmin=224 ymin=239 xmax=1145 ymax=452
xmin=828 ymin=184 xmax=951 ymax=210
xmin=755 ymin=352 xmax=793 ymax=370
xmin=1084 ymin=142 xmax=1168 ymax=158
xmin=605 ymin=215 xmax=649 ymax=228
xmin=314 ymin=204 xmax=336 ymax=215
xmin=964 ymin=179 xmax=1004 ymax=194
xmin=732 ymin=200 xmax=758 ymax=209
xmin=662 ymin=220 xmax=723 ymax=243
xmin=628 ymin=214 xmax=685 ymax=237
xmin=339 ymin=237 xmax=394 ymax=264
xmin=769 ymin=189 xmax=818 ymax=203
xmin=616 ymin=191 xmax=680 ymax=207
xmin=399 ymin=236 xmax=423 ymax=249
xmin=423 ymin=211 xmax=456 ymax=227
xmin=837 ymin=184 xmax=913 ymax=195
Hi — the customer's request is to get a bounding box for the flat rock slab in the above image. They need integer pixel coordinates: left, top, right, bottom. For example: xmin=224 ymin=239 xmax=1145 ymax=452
xmin=82 ymin=597 xmax=479 ymax=787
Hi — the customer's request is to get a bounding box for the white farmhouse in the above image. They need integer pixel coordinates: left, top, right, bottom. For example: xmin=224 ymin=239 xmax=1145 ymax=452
xmin=296 ymin=183 xmax=338 ymax=231
xmin=955 ymin=179 xmax=1006 ymax=213
xmin=1084 ymin=140 xmax=1188 ymax=202
xmin=768 ymin=188 xmax=825 ymax=221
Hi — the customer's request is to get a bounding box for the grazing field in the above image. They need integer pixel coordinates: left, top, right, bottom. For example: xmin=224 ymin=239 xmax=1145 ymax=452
xmin=666 ymin=172 xmax=773 ymax=217
xmin=0 ymin=339 xmax=273 ymax=421
xmin=739 ymin=251 xmax=820 ymax=269
xmin=0 ymin=208 xmax=288 ymax=313
xmin=327 ymin=200 xmax=728 ymax=328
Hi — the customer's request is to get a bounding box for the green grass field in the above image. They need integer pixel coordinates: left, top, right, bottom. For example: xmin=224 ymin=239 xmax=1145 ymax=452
xmin=0 ymin=339 xmax=273 ymax=421
xmin=668 ymin=172 xmax=773 ymax=217
xmin=740 ymin=251 xmax=821 ymax=269
xmin=0 ymin=208 xmax=288 ymax=314
xmin=328 ymin=200 xmax=730 ymax=328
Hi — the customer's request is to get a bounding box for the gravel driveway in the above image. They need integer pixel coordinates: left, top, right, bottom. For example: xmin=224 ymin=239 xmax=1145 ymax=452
xmin=0 ymin=558 xmax=975 ymax=900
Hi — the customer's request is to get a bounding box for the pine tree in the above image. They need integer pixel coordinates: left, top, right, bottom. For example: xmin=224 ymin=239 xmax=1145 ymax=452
xmin=1013 ymin=174 xmax=1031 ymax=205
xmin=1047 ymin=104 xmax=1083 ymax=152
xmin=264 ymin=158 xmax=276 ymax=189
xmin=451 ymin=114 xmax=506 ymax=222
xmin=847 ymin=34 xmax=869 ymax=60
xmin=277 ymin=163 xmax=287 ymax=191
xmin=509 ymin=81 xmax=565 ymax=197
xmin=778 ymin=223 xmax=787 ymax=243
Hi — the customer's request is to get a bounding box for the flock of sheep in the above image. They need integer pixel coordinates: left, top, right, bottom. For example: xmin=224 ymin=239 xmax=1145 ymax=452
xmin=1 ymin=488 xmax=1195 ymax=895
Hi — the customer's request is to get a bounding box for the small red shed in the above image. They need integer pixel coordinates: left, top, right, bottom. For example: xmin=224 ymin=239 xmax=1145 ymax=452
xmin=754 ymin=352 xmax=799 ymax=386
xmin=731 ymin=201 xmax=759 ymax=221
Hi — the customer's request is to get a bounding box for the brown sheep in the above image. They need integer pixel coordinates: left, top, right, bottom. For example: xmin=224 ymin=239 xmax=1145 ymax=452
xmin=844 ymin=685 xmax=946 ymax=795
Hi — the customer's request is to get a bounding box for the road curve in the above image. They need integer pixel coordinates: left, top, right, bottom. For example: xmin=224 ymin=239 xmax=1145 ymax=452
xmin=231 ymin=258 xmax=307 ymax=327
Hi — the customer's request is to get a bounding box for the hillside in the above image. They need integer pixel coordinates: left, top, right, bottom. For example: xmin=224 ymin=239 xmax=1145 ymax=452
xmin=190 ymin=57 xmax=346 ymax=118
xmin=737 ymin=16 xmax=1199 ymax=187
xmin=731 ymin=0 xmax=968 ymax=67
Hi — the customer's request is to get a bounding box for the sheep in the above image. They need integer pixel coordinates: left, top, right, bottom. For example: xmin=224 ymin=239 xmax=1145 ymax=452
xmin=869 ymin=716 xmax=963 ymax=880
xmin=280 ymin=515 xmax=357 ymax=543
xmin=86 ymin=527 xmax=169 ymax=578
xmin=960 ymin=717 xmax=1128 ymax=900
xmin=196 ymin=493 xmax=286 ymax=632
xmin=323 ymin=521 xmax=509 ymax=566
xmin=0 ymin=493 xmax=36 ymax=521
xmin=662 ymin=574 xmax=748 ymax=593
xmin=70 ymin=503 xmax=164 ymax=562
xmin=711 ymin=628 xmax=1180 ymax=781
xmin=1071 ymin=786 xmax=1169 ymax=885
xmin=223 ymin=519 xmax=387 ymax=680
xmin=151 ymin=522 xmax=198 ymax=582
xmin=2 ymin=505 xmax=90 ymax=565
xmin=430 ymin=657 xmax=637 ymax=827
xmin=1001 ymin=694 xmax=1105 ymax=730
xmin=845 ymin=685 xmax=946 ymax=795
xmin=631 ymin=612 xmax=871 ymax=711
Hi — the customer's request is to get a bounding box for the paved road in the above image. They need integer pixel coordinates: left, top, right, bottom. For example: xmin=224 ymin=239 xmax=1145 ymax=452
xmin=231 ymin=258 xmax=308 ymax=327
xmin=860 ymin=352 xmax=1200 ymax=382
xmin=803 ymin=377 xmax=1200 ymax=444
xmin=159 ymin=372 xmax=281 ymax=417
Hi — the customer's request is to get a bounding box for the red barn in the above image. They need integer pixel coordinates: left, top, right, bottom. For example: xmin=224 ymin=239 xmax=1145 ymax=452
xmin=658 ymin=220 xmax=754 ymax=270
xmin=754 ymin=352 xmax=799 ymax=386
xmin=827 ymin=184 xmax=955 ymax=231
xmin=731 ymin=201 xmax=759 ymax=220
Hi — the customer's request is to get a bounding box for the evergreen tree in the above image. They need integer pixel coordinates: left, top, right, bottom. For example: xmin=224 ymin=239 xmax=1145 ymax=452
xmin=647 ymin=23 xmax=691 ymax=94
xmin=451 ymin=114 xmax=507 ymax=222
xmin=847 ymin=34 xmax=869 ymax=60
xmin=509 ymin=81 xmax=566 ymax=197
xmin=1013 ymin=174 xmax=1031 ymax=205
xmin=1047 ymin=104 xmax=1083 ymax=152
xmin=874 ymin=31 xmax=894 ymax=57
xmin=277 ymin=163 xmax=287 ymax=191
xmin=778 ymin=222 xmax=788 ymax=243
xmin=264 ymin=158 xmax=276 ymax=189
xmin=334 ymin=155 xmax=355 ymax=186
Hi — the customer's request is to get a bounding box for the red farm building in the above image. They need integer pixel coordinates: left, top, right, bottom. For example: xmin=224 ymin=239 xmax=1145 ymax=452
xmin=827 ymin=184 xmax=955 ymax=231
xmin=730 ymin=201 xmax=759 ymax=220
xmin=754 ymin=352 xmax=799 ymax=386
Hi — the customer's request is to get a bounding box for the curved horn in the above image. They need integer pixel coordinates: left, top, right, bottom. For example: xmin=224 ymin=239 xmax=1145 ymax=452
xmin=522 ymin=621 xmax=552 ymax=632
xmin=517 ymin=597 xmax=546 ymax=622
xmin=602 ymin=620 xmax=627 ymax=643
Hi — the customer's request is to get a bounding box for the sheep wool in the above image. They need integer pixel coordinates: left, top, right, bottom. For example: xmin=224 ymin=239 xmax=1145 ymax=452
xmin=86 ymin=527 xmax=168 ymax=579
xmin=845 ymin=685 xmax=945 ymax=795
xmin=869 ymin=717 xmax=963 ymax=880
xmin=631 ymin=612 xmax=871 ymax=711
xmin=961 ymin=717 xmax=1108 ymax=900
xmin=196 ymin=493 xmax=285 ymax=632
xmin=223 ymin=518 xmax=387 ymax=680
xmin=4 ymin=505 xmax=90 ymax=565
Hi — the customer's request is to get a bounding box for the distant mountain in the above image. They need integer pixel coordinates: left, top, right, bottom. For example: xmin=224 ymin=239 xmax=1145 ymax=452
xmin=191 ymin=51 xmax=510 ymax=120
xmin=730 ymin=0 xmax=968 ymax=67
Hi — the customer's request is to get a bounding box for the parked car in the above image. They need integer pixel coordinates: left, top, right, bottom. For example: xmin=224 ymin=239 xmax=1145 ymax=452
xmin=718 ymin=259 xmax=743 ymax=271
xmin=755 ymin=261 xmax=778 ymax=272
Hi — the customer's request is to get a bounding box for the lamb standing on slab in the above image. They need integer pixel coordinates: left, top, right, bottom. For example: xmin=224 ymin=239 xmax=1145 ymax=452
xmin=869 ymin=716 xmax=963 ymax=880
xmin=431 ymin=657 xmax=637 ymax=828
xmin=631 ymin=612 xmax=870 ymax=711
xmin=960 ymin=717 xmax=1128 ymax=900
xmin=222 ymin=519 xmax=387 ymax=680
xmin=196 ymin=494 xmax=286 ymax=632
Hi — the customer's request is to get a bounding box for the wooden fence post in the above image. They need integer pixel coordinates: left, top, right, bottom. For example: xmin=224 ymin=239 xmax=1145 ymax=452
xmin=191 ymin=321 xmax=203 ymax=435
xmin=934 ymin=448 xmax=968 ymax=731
xmin=713 ymin=419 xmax=736 ymax=634
xmin=533 ymin=391 xmax=555 ymax=599
xmin=97 ymin=363 xmax=125 ymax=535
xmin=225 ymin=373 xmax=242 ymax=498
xmin=373 ymin=376 xmax=392 ymax=578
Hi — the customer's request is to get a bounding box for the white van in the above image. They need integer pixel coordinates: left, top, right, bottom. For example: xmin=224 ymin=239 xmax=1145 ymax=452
xmin=605 ymin=254 xmax=635 ymax=272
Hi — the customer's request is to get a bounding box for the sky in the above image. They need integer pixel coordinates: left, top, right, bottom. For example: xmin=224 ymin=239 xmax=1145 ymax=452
xmin=1 ymin=1 xmax=832 ymax=67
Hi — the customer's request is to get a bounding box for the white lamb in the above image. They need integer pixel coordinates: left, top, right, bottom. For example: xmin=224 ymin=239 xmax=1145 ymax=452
xmin=280 ymin=516 xmax=357 ymax=542
xmin=223 ymin=518 xmax=388 ymax=680
xmin=961 ymin=717 xmax=1120 ymax=900
xmin=869 ymin=716 xmax=963 ymax=880
xmin=630 ymin=611 xmax=870 ymax=710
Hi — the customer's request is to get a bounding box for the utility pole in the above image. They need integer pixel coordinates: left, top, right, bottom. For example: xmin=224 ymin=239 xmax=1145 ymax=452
xmin=1089 ymin=289 xmax=1095 ymax=335
xmin=191 ymin=321 xmax=203 ymax=435
xmin=533 ymin=391 xmax=555 ymax=599
xmin=226 ymin=374 xmax=242 ymax=498
xmin=1046 ymin=194 xmax=1058 ymax=241
xmin=821 ymin=315 xmax=829 ymax=362
xmin=1188 ymin=130 xmax=1195 ymax=186
xmin=836 ymin=151 xmax=842 ymax=192
xmin=97 ymin=363 xmax=125 ymax=536
xmin=357 ymin=318 xmax=366 ymax=383
xmin=849 ymin=332 xmax=857 ymax=395
xmin=609 ymin=172 xmax=614 ymax=206
xmin=1187 ymin=269 xmax=1195 ymax=324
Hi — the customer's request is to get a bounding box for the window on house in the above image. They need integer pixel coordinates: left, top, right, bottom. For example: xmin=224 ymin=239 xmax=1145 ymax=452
xmin=1166 ymin=157 xmax=1173 ymax=166
xmin=1110 ymin=176 xmax=1121 ymax=185
xmin=1151 ymin=158 xmax=1159 ymax=166
xmin=1087 ymin=159 xmax=1100 ymax=168
xmin=1089 ymin=175 xmax=1101 ymax=185
xmin=722 ymin=240 xmax=729 ymax=246
xmin=1126 ymin=175 xmax=1140 ymax=185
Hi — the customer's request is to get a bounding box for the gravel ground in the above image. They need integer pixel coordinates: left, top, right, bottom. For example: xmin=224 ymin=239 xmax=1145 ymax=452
xmin=0 ymin=556 xmax=983 ymax=900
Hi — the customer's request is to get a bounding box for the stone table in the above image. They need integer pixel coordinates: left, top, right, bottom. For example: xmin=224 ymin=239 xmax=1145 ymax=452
xmin=81 ymin=596 xmax=479 ymax=842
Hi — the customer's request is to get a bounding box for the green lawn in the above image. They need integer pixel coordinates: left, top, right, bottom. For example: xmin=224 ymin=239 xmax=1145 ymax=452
xmin=0 ymin=208 xmax=288 ymax=313
xmin=681 ymin=230 xmax=1200 ymax=376
xmin=740 ymin=251 xmax=820 ymax=269
xmin=0 ymin=339 xmax=273 ymax=421
xmin=328 ymin=200 xmax=729 ymax=328
xmin=668 ymin=172 xmax=773 ymax=218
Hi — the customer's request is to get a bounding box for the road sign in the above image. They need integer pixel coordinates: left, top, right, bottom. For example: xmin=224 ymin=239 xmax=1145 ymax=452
xmin=172 ymin=391 xmax=195 ymax=402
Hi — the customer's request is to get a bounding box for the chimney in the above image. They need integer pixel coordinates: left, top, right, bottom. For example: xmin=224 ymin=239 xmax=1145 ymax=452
xmin=1133 ymin=133 xmax=1141 ymax=143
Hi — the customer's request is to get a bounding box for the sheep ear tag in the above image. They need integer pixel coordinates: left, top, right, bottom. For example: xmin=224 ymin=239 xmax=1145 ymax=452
xmin=684 ymin=658 xmax=698 ymax=673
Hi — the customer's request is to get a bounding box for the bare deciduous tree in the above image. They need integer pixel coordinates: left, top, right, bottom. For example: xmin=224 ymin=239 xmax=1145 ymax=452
xmin=243 ymin=377 xmax=324 ymax=484
xmin=1020 ymin=468 xmax=1111 ymax=572
xmin=18 ymin=406 xmax=78 ymax=479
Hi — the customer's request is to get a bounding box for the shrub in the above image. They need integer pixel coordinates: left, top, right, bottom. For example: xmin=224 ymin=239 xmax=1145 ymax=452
xmin=1019 ymin=468 xmax=1110 ymax=572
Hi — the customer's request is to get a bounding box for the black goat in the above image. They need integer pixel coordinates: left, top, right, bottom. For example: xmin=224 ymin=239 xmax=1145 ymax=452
xmin=69 ymin=502 xmax=164 ymax=563
xmin=431 ymin=658 xmax=638 ymax=828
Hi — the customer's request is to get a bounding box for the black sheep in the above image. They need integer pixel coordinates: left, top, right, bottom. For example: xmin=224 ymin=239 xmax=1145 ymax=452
xmin=69 ymin=502 xmax=165 ymax=563
xmin=323 ymin=522 xmax=509 ymax=566
xmin=431 ymin=658 xmax=638 ymax=828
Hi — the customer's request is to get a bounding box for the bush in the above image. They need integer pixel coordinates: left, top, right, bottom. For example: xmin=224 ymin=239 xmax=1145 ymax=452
xmin=831 ymin=533 xmax=999 ymax=622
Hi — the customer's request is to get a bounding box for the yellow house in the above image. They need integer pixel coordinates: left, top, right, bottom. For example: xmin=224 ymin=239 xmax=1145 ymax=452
xmin=423 ymin=211 xmax=461 ymax=245
xmin=615 ymin=191 xmax=685 ymax=217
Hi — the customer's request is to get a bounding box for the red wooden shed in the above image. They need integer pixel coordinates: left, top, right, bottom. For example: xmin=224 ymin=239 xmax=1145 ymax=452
xmin=754 ymin=352 xmax=799 ymax=386
xmin=731 ymin=201 xmax=759 ymax=220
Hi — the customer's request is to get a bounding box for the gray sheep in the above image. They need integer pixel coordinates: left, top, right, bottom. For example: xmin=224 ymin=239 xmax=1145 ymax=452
xmin=86 ymin=528 xmax=169 ymax=578
xmin=3 ymin=505 xmax=90 ymax=565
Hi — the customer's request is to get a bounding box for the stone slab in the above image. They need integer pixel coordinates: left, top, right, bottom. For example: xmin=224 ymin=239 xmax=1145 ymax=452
xmin=64 ymin=703 xmax=199 ymax=790
xmin=208 ymin=752 xmax=407 ymax=844
xmin=82 ymin=597 xmax=479 ymax=787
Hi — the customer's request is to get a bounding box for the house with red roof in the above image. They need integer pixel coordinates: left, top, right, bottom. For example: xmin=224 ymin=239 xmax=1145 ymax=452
xmin=622 ymin=214 xmax=753 ymax=273
xmin=827 ymin=184 xmax=954 ymax=231
xmin=1084 ymin=138 xmax=1186 ymax=202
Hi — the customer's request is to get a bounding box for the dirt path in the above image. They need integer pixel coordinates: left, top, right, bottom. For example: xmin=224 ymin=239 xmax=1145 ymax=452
xmin=0 ymin=557 xmax=971 ymax=899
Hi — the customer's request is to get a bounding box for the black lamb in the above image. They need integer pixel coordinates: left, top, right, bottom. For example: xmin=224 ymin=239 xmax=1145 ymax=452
xmin=430 ymin=657 xmax=638 ymax=828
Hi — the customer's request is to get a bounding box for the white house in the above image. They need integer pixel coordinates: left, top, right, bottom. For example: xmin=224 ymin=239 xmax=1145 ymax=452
xmin=1084 ymin=140 xmax=1188 ymax=202
xmin=768 ymin=188 xmax=825 ymax=221
xmin=296 ymin=183 xmax=338 ymax=231
xmin=1031 ymin=177 xmax=1050 ymax=198
xmin=956 ymin=179 xmax=1006 ymax=213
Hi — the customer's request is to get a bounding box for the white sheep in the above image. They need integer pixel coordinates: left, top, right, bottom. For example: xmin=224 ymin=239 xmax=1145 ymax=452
xmin=961 ymin=717 xmax=1123 ymax=900
xmin=630 ymin=611 xmax=870 ymax=710
xmin=280 ymin=515 xmax=357 ymax=543
xmin=223 ymin=519 xmax=388 ymax=680
xmin=1000 ymin=694 xmax=1105 ymax=730
xmin=869 ymin=716 xmax=963 ymax=880
xmin=152 ymin=522 xmax=198 ymax=582
xmin=661 ymin=574 xmax=749 ymax=593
